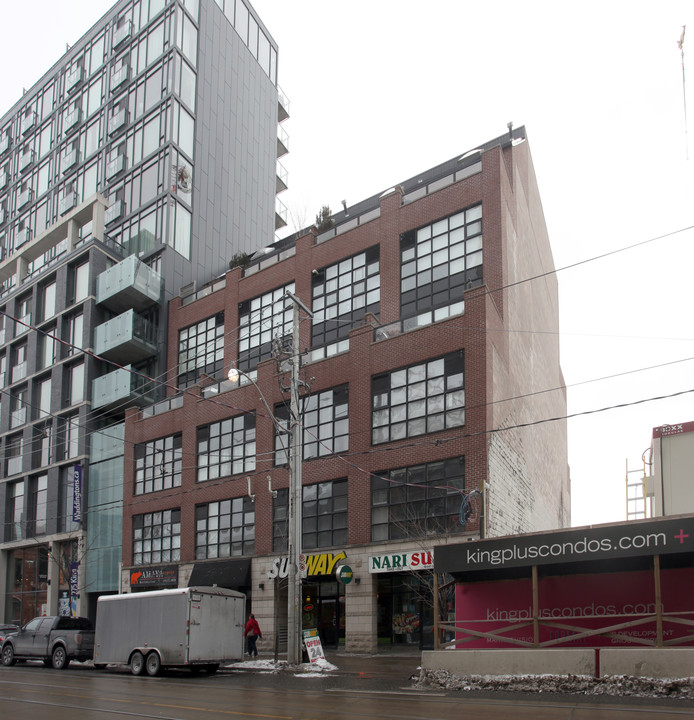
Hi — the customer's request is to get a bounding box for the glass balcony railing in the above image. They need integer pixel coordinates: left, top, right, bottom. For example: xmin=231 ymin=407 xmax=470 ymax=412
xmin=96 ymin=255 xmax=162 ymax=313
xmin=92 ymin=367 xmax=156 ymax=410
xmin=94 ymin=309 xmax=158 ymax=363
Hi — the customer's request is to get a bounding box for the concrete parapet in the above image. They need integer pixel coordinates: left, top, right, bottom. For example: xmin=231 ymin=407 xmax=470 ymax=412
xmin=421 ymin=649 xmax=595 ymax=677
xmin=600 ymin=648 xmax=694 ymax=679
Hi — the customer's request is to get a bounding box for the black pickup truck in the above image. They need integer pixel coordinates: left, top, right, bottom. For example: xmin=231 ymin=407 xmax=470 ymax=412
xmin=1 ymin=616 xmax=95 ymax=669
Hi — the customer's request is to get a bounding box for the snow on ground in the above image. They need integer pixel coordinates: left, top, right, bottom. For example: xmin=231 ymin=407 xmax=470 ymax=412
xmin=225 ymin=657 xmax=338 ymax=676
xmin=416 ymin=669 xmax=694 ymax=699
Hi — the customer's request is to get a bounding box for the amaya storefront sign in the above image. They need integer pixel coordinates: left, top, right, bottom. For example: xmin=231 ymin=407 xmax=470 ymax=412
xmin=268 ymin=551 xmax=347 ymax=579
xmin=369 ymin=551 xmax=433 ymax=573
xmin=130 ymin=566 xmax=178 ymax=587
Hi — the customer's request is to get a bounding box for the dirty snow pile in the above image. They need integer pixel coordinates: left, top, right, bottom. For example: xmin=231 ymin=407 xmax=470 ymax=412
xmin=416 ymin=669 xmax=694 ymax=699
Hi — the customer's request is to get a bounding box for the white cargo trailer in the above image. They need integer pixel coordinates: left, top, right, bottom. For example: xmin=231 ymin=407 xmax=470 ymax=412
xmin=94 ymin=586 xmax=245 ymax=676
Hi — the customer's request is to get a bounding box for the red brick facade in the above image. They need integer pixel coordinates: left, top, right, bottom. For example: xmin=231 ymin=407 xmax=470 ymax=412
xmin=120 ymin=131 xmax=569 ymax=652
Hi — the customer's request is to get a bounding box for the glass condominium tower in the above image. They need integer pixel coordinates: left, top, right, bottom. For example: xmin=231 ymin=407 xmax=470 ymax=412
xmin=0 ymin=0 xmax=287 ymax=623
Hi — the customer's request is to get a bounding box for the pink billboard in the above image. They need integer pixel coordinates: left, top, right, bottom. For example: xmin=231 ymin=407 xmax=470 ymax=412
xmin=455 ymin=567 xmax=694 ymax=648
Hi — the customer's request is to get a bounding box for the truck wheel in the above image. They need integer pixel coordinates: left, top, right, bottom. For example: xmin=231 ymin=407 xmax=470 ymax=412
xmin=130 ymin=651 xmax=145 ymax=676
xmin=145 ymin=651 xmax=162 ymax=677
xmin=204 ymin=663 xmax=219 ymax=675
xmin=1 ymin=644 xmax=16 ymax=666
xmin=52 ymin=645 xmax=70 ymax=670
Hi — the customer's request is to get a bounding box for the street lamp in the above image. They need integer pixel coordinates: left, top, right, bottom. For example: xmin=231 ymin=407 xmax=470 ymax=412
xmin=228 ymin=291 xmax=312 ymax=666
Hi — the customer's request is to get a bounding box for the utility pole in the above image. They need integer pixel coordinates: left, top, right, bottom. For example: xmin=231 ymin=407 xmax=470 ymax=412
xmin=285 ymin=291 xmax=312 ymax=665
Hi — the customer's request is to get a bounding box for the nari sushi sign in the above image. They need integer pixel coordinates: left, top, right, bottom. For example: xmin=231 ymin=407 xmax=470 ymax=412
xmin=368 ymin=550 xmax=433 ymax=573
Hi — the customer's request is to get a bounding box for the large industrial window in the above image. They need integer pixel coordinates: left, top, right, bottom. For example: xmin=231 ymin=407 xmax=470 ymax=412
xmin=371 ymin=352 xmax=464 ymax=444
xmin=273 ymin=479 xmax=348 ymax=551
xmin=134 ymin=434 xmax=183 ymax=495
xmin=400 ymin=204 xmax=482 ymax=321
xmin=132 ymin=509 xmax=181 ymax=566
xmin=274 ymin=385 xmax=349 ymax=464
xmin=178 ymin=312 xmax=224 ymax=388
xmin=311 ymin=247 xmax=380 ymax=349
xmin=197 ymin=414 xmax=256 ymax=482
xmin=195 ymin=497 xmax=255 ymax=559
xmin=238 ymin=283 xmax=294 ymax=372
xmin=371 ymin=457 xmax=465 ymax=541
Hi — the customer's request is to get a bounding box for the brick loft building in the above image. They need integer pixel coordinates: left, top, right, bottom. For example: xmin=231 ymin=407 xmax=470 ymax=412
xmin=122 ymin=125 xmax=570 ymax=653
xmin=0 ymin=0 xmax=287 ymax=625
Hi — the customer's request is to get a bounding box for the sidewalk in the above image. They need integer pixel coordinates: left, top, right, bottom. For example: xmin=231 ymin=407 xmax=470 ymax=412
xmin=228 ymin=649 xmax=424 ymax=692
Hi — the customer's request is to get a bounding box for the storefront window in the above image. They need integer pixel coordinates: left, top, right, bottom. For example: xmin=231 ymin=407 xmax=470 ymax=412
xmin=4 ymin=546 xmax=49 ymax=626
xmin=302 ymin=580 xmax=345 ymax=648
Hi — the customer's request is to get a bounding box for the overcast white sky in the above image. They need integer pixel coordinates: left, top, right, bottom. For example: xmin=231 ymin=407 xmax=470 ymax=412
xmin=1 ymin=1 xmax=692 ymax=528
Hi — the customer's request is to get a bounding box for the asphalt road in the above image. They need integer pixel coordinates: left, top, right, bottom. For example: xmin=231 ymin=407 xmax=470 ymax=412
xmin=0 ymin=658 xmax=693 ymax=720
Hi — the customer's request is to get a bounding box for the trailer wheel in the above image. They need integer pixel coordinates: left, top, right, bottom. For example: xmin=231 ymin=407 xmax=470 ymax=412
xmin=130 ymin=651 xmax=145 ymax=676
xmin=145 ymin=651 xmax=162 ymax=677
xmin=204 ymin=663 xmax=219 ymax=675
xmin=51 ymin=645 xmax=70 ymax=670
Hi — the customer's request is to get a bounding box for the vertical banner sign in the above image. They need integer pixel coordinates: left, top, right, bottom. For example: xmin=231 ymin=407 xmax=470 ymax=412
xmin=69 ymin=562 xmax=79 ymax=601
xmin=72 ymin=465 xmax=82 ymax=523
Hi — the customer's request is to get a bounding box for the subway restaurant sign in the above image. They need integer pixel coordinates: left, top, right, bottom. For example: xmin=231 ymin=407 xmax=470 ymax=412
xmin=369 ymin=550 xmax=433 ymax=573
xmin=268 ymin=551 xmax=347 ymax=579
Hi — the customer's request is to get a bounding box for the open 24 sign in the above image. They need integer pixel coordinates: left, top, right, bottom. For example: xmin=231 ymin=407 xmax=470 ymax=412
xmin=302 ymin=629 xmax=325 ymax=663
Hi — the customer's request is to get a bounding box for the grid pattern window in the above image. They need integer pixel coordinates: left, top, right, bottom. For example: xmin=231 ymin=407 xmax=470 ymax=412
xmin=274 ymin=385 xmax=349 ymax=464
xmin=197 ymin=414 xmax=256 ymax=482
xmin=272 ymin=488 xmax=289 ymax=552
xmin=311 ymin=248 xmax=380 ymax=348
xmin=272 ymin=480 xmax=348 ymax=551
xmin=303 ymin=479 xmax=348 ymax=550
xmin=178 ymin=312 xmax=224 ymax=387
xmin=132 ymin=509 xmax=181 ymax=566
xmin=31 ymin=475 xmax=48 ymax=536
xmin=238 ymin=283 xmax=294 ymax=372
xmin=62 ymin=414 xmax=80 ymax=460
xmin=134 ymin=434 xmax=183 ymax=495
xmin=400 ymin=205 xmax=482 ymax=320
xmin=371 ymin=457 xmax=465 ymax=541
xmin=372 ymin=352 xmax=464 ymax=444
xmin=7 ymin=481 xmax=25 ymax=542
xmin=195 ymin=497 xmax=255 ymax=559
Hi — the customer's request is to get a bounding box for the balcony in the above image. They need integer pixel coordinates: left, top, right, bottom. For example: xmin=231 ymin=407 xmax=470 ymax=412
xmin=12 ymin=360 xmax=28 ymax=383
xmin=15 ymin=226 xmax=32 ymax=248
xmin=92 ymin=366 xmax=156 ymax=410
xmin=108 ymin=108 xmax=128 ymax=136
xmin=96 ymin=255 xmax=162 ymax=313
xmin=113 ymin=20 xmax=133 ymax=50
xmin=0 ymin=134 xmax=9 ymax=155
xmin=66 ymin=65 xmax=84 ymax=94
xmin=277 ymin=125 xmax=289 ymax=158
xmin=276 ymin=160 xmax=288 ymax=194
xmin=7 ymin=455 xmax=22 ymax=476
xmin=64 ymin=106 xmax=82 ymax=134
xmin=10 ymin=406 xmax=27 ymax=428
xmin=60 ymin=191 xmax=78 ymax=215
xmin=277 ymin=85 xmax=290 ymax=123
xmin=110 ymin=63 xmax=130 ymax=93
xmin=19 ymin=149 xmax=35 ymax=174
xmin=17 ymin=187 xmax=33 ymax=210
xmin=105 ymin=199 xmax=124 ymax=225
xmin=275 ymin=197 xmax=287 ymax=230
xmin=106 ymin=154 xmax=126 ymax=180
xmin=21 ymin=111 xmax=37 ymax=135
xmin=15 ymin=313 xmax=31 ymax=337
xmin=63 ymin=147 xmax=79 ymax=173
xmin=94 ymin=308 xmax=158 ymax=363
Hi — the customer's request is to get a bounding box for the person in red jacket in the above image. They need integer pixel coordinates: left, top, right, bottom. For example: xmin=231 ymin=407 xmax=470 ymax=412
xmin=244 ymin=613 xmax=262 ymax=658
